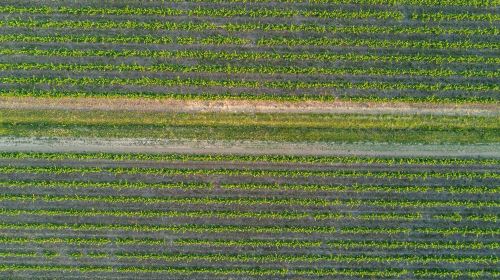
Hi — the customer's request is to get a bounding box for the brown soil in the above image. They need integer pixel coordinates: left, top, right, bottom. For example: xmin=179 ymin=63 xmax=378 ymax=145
xmin=1 ymin=137 xmax=499 ymax=158
xmin=1 ymin=96 xmax=498 ymax=116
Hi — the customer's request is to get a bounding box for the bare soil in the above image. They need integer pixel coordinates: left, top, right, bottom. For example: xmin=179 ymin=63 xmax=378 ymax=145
xmin=1 ymin=96 xmax=498 ymax=116
xmin=1 ymin=137 xmax=499 ymax=158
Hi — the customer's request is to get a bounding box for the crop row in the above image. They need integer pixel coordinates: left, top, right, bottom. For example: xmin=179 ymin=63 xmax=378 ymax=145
xmin=105 ymin=251 xmax=500 ymax=265
xmin=2 ymin=47 xmax=497 ymax=65
xmin=1 ymin=263 xmax=485 ymax=278
xmin=3 ymin=0 xmax=493 ymax=7
xmin=0 ymin=235 xmax=495 ymax=251
xmin=0 ymin=221 xmax=497 ymax=236
xmin=2 ymin=249 xmax=498 ymax=267
xmin=0 ymin=165 xmax=497 ymax=180
xmin=146 ymin=0 xmax=498 ymax=7
xmin=105 ymin=0 xmax=498 ymax=7
xmin=221 ymin=183 xmax=499 ymax=195
xmin=2 ymin=76 xmax=497 ymax=92
xmin=0 ymin=235 xmax=498 ymax=251
xmin=1 ymin=88 xmax=495 ymax=102
xmin=2 ymin=152 xmax=497 ymax=166
xmin=4 ymin=19 xmax=498 ymax=36
xmin=183 ymin=239 xmax=500 ymax=251
xmin=0 ymin=6 xmax=404 ymax=20
xmin=257 ymin=37 xmax=498 ymax=50
xmin=2 ymin=62 xmax=497 ymax=78
xmin=1 ymin=193 xmax=497 ymax=209
xmin=2 ymin=180 xmax=497 ymax=195
xmin=2 ymin=249 xmax=497 ymax=266
xmin=1 ymin=208 xmax=496 ymax=222
xmin=2 ymin=5 xmax=499 ymax=22
xmin=2 ymin=34 xmax=497 ymax=50
xmin=412 ymin=12 xmax=499 ymax=22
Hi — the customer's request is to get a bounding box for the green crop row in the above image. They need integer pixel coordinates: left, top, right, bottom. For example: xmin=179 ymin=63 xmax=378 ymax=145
xmin=326 ymin=0 xmax=498 ymax=6
xmin=0 ymin=193 xmax=497 ymax=209
xmin=414 ymin=269 xmax=499 ymax=279
xmin=222 ymin=183 xmax=499 ymax=194
xmin=3 ymin=62 xmax=497 ymax=78
xmin=257 ymin=36 xmax=499 ymax=50
xmin=0 ymin=34 xmax=175 ymax=44
xmin=5 ymin=248 xmax=497 ymax=267
xmin=2 ymin=33 xmax=497 ymax=50
xmin=2 ymin=152 xmax=498 ymax=165
xmin=0 ymin=222 xmax=497 ymax=236
xmin=0 ymin=236 xmax=167 ymax=246
xmin=0 ymin=263 xmax=496 ymax=279
xmin=114 ymin=251 xmax=500 ymax=265
xmin=0 ymin=262 xmax=495 ymax=278
xmin=2 ymin=47 xmax=497 ymax=65
xmin=1 ymin=165 xmax=497 ymax=180
xmin=2 ymin=88 xmax=496 ymax=103
xmin=327 ymin=240 xmax=500 ymax=250
xmin=0 ymin=5 xmax=403 ymax=20
xmin=6 ymin=0 xmax=493 ymax=7
xmin=0 ymin=250 xmax=57 ymax=258
xmin=5 ymin=19 xmax=498 ymax=36
xmin=0 ymin=165 xmax=491 ymax=180
xmin=180 ymin=239 xmax=500 ymax=250
xmin=433 ymin=213 xmax=498 ymax=222
xmin=167 ymin=0 xmax=497 ymax=7
xmin=413 ymin=12 xmax=500 ymax=22
xmin=0 ymin=263 xmax=414 ymax=278
xmin=0 ymin=235 xmax=497 ymax=251
xmin=2 ymin=208 xmax=497 ymax=222
xmin=2 ymin=180 xmax=497 ymax=195
xmin=0 ymin=180 xmax=210 ymax=191
xmin=3 ymin=5 xmax=498 ymax=22
xmin=3 ymin=76 xmax=497 ymax=93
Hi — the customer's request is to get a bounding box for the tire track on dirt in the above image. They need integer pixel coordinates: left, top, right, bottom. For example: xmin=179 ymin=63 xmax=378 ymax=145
xmin=1 ymin=137 xmax=498 ymax=158
xmin=1 ymin=96 xmax=498 ymax=116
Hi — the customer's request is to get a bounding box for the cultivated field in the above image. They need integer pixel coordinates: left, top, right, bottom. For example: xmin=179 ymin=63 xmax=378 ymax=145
xmin=0 ymin=152 xmax=498 ymax=279
xmin=0 ymin=0 xmax=498 ymax=279
xmin=0 ymin=0 xmax=498 ymax=102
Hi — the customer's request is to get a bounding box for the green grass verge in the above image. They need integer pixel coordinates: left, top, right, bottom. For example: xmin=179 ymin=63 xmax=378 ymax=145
xmin=1 ymin=109 xmax=498 ymax=144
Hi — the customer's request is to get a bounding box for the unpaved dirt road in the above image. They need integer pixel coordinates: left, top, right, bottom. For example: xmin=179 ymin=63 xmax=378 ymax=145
xmin=1 ymin=137 xmax=498 ymax=158
xmin=1 ymin=96 xmax=498 ymax=116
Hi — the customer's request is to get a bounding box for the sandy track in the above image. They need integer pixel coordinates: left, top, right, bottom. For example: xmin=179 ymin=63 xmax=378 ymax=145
xmin=1 ymin=137 xmax=498 ymax=158
xmin=1 ymin=96 xmax=498 ymax=116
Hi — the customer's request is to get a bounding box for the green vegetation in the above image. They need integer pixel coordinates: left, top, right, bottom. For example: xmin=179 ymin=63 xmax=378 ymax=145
xmin=0 ymin=165 xmax=497 ymax=180
xmin=2 ymin=151 xmax=498 ymax=165
xmin=2 ymin=179 xmax=497 ymax=195
xmin=0 ymin=1 xmax=498 ymax=278
xmin=0 ymin=1 xmax=498 ymax=102
xmin=2 ymin=109 xmax=498 ymax=143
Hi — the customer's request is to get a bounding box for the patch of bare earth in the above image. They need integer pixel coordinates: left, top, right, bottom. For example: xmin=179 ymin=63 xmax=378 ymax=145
xmin=1 ymin=137 xmax=498 ymax=158
xmin=1 ymin=96 xmax=498 ymax=116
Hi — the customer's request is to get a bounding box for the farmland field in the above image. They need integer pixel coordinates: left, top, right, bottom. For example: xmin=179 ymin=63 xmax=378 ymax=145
xmin=0 ymin=0 xmax=499 ymax=279
xmin=0 ymin=152 xmax=498 ymax=279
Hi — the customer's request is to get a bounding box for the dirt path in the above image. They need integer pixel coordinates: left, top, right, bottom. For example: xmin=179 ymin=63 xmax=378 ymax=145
xmin=1 ymin=137 xmax=498 ymax=158
xmin=1 ymin=96 xmax=498 ymax=116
